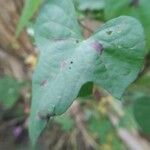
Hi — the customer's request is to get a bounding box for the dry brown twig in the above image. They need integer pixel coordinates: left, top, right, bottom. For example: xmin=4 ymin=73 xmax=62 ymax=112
xmin=0 ymin=0 xmax=34 ymax=59
xmin=69 ymin=96 xmax=150 ymax=150
xmin=0 ymin=49 xmax=26 ymax=80
xmin=69 ymin=101 xmax=99 ymax=150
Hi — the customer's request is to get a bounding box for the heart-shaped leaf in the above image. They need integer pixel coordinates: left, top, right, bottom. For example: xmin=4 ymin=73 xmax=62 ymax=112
xmin=29 ymin=0 xmax=145 ymax=144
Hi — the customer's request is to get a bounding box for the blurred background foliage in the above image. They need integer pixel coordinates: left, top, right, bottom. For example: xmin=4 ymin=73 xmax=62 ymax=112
xmin=0 ymin=0 xmax=150 ymax=149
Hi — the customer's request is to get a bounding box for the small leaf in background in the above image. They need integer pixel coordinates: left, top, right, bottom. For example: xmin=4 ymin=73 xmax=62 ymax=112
xmin=133 ymin=96 xmax=150 ymax=135
xmin=88 ymin=113 xmax=112 ymax=144
xmin=87 ymin=110 xmax=125 ymax=149
xmin=78 ymin=0 xmax=105 ymax=11
xmin=29 ymin=0 xmax=145 ymax=144
xmin=135 ymin=73 xmax=150 ymax=89
xmin=0 ymin=76 xmax=23 ymax=109
xmin=105 ymin=0 xmax=150 ymax=49
xmin=78 ymin=82 xmax=93 ymax=97
xmin=54 ymin=113 xmax=74 ymax=131
xmin=16 ymin=0 xmax=41 ymax=37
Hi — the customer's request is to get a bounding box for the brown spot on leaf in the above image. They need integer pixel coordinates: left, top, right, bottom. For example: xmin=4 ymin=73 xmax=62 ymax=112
xmin=106 ymin=30 xmax=113 ymax=35
xmin=40 ymin=80 xmax=48 ymax=87
xmin=76 ymin=40 xmax=79 ymax=43
xmin=37 ymin=112 xmax=52 ymax=121
xmin=129 ymin=0 xmax=139 ymax=7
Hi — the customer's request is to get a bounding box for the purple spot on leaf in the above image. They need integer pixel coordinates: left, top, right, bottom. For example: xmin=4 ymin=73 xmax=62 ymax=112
xmin=60 ymin=61 xmax=67 ymax=70
xmin=91 ymin=41 xmax=104 ymax=55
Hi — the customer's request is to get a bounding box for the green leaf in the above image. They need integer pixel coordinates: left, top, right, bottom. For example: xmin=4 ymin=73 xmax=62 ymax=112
xmin=105 ymin=0 xmax=150 ymax=48
xmin=78 ymin=0 xmax=105 ymax=11
xmin=136 ymin=73 xmax=150 ymax=89
xmin=0 ymin=76 xmax=22 ymax=109
xmin=78 ymin=82 xmax=93 ymax=97
xmin=16 ymin=0 xmax=41 ymax=37
xmin=133 ymin=96 xmax=150 ymax=135
xmin=29 ymin=0 xmax=145 ymax=144
xmin=88 ymin=110 xmax=126 ymax=149
xmin=88 ymin=112 xmax=112 ymax=144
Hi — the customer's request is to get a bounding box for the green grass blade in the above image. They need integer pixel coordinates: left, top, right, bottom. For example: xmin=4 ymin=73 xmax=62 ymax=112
xmin=16 ymin=0 xmax=41 ymax=37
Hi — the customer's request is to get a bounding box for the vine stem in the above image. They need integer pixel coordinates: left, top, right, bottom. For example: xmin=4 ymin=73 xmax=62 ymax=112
xmin=69 ymin=101 xmax=99 ymax=149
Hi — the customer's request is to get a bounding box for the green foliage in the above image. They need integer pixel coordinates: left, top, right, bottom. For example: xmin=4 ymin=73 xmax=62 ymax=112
xmin=134 ymin=96 xmax=150 ymax=135
xmin=105 ymin=0 xmax=150 ymax=48
xmin=78 ymin=82 xmax=93 ymax=97
xmin=87 ymin=109 xmax=126 ymax=149
xmin=0 ymin=76 xmax=22 ymax=109
xmin=136 ymin=73 xmax=150 ymax=90
xmin=29 ymin=0 xmax=145 ymax=144
xmin=88 ymin=113 xmax=112 ymax=144
xmin=16 ymin=0 xmax=41 ymax=37
xmin=54 ymin=113 xmax=74 ymax=131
